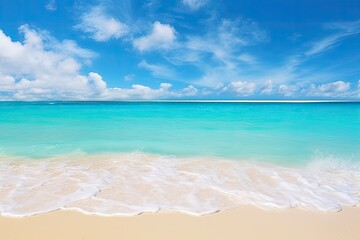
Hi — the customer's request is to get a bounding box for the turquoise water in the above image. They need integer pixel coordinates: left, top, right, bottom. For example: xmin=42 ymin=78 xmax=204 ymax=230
xmin=0 ymin=102 xmax=359 ymax=165
xmin=1 ymin=101 xmax=360 ymax=216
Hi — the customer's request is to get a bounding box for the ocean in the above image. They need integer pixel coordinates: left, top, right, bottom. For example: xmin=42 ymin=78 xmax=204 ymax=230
xmin=0 ymin=101 xmax=359 ymax=216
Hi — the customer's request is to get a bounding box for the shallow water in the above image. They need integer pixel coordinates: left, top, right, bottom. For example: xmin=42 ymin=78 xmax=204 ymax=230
xmin=0 ymin=102 xmax=359 ymax=165
xmin=0 ymin=102 xmax=359 ymax=216
xmin=0 ymin=153 xmax=359 ymax=216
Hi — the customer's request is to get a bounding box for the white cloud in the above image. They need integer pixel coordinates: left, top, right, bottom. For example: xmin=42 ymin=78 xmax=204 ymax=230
xmin=88 ymin=72 xmax=107 ymax=92
xmin=180 ymin=85 xmax=198 ymax=96
xmin=306 ymin=81 xmax=351 ymax=97
xmin=130 ymin=18 xmax=267 ymax=89
xmin=13 ymin=25 xmax=97 ymax=61
xmin=195 ymin=66 xmax=238 ymax=88
xmin=102 ymin=83 xmax=172 ymax=99
xmin=223 ymin=81 xmax=257 ymax=96
xmin=305 ymin=20 xmax=360 ymax=56
xmin=182 ymin=0 xmax=208 ymax=10
xmin=0 ymin=25 xmax=105 ymax=100
xmin=219 ymin=19 xmax=267 ymax=47
xmin=214 ymin=82 xmax=224 ymax=90
xmin=318 ymin=81 xmax=350 ymax=92
xmin=75 ymin=6 xmax=128 ymax=42
xmin=200 ymin=88 xmax=213 ymax=96
xmin=100 ymin=83 xmax=199 ymax=100
xmin=133 ymin=21 xmax=176 ymax=52
xmin=186 ymin=19 xmax=266 ymax=60
xmin=263 ymin=80 xmax=357 ymax=98
xmin=257 ymin=21 xmax=360 ymax=94
xmin=172 ymin=19 xmax=267 ymax=87
xmin=56 ymin=40 xmax=97 ymax=60
xmin=45 ymin=0 xmax=57 ymax=12
xmin=261 ymin=80 xmax=274 ymax=94
xmin=278 ymin=84 xmax=299 ymax=96
xmin=0 ymin=26 xmax=201 ymax=100
xmin=0 ymin=75 xmax=15 ymax=90
xmin=138 ymin=60 xmax=175 ymax=78
xmin=305 ymin=35 xmax=344 ymax=56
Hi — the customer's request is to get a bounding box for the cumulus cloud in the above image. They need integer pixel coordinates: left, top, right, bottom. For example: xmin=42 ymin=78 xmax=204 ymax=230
xmin=101 ymin=83 xmax=173 ymax=99
xmin=75 ymin=6 xmax=128 ymax=42
xmin=101 ymin=83 xmax=199 ymax=100
xmin=0 ymin=25 xmax=106 ymax=100
xmin=259 ymin=80 xmax=357 ymax=98
xmin=278 ymin=84 xmax=299 ymax=96
xmin=180 ymin=85 xmax=198 ymax=96
xmin=261 ymin=80 xmax=274 ymax=94
xmin=0 ymin=25 xmax=200 ymax=100
xmin=306 ymin=81 xmax=351 ymax=97
xmin=88 ymin=72 xmax=107 ymax=92
xmin=182 ymin=0 xmax=208 ymax=10
xmin=223 ymin=81 xmax=257 ymax=96
xmin=133 ymin=21 xmax=177 ymax=52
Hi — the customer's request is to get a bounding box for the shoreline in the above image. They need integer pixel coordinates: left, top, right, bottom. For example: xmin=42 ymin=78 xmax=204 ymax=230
xmin=1 ymin=206 xmax=360 ymax=240
xmin=1 ymin=152 xmax=359 ymax=216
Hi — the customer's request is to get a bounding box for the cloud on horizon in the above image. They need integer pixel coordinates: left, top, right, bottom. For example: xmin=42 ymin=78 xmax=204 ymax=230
xmin=0 ymin=26 xmax=197 ymax=100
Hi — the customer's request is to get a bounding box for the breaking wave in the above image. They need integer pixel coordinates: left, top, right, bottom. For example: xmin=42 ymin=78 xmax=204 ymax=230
xmin=0 ymin=152 xmax=359 ymax=217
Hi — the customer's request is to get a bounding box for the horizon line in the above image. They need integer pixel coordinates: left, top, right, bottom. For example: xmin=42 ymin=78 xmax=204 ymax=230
xmin=1 ymin=100 xmax=360 ymax=103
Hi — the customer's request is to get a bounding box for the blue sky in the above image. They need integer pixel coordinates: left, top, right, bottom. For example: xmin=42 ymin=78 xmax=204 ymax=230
xmin=0 ymin=0 xmax=360 ymax=100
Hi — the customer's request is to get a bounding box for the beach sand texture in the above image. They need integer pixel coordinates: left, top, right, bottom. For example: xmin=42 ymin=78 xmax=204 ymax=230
xmin=1 ymin=207 xmax=359 ymax=240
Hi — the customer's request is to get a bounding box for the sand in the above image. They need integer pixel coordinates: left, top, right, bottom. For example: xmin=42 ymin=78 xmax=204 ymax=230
xmin=1 ymin=207 xmax=359 ymax=240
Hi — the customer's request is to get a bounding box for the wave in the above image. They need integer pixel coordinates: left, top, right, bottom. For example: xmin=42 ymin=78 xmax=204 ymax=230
xmin=0 ymin=152 xmax=359 ymax=217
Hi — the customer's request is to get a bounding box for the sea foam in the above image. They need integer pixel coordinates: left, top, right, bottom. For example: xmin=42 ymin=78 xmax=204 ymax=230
xmin=0 ymin=152 xmax=359 ymax=217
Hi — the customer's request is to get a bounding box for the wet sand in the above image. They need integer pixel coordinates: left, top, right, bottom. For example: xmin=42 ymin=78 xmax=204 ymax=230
xmin=1 ymin=206 xmax=359 ymax=240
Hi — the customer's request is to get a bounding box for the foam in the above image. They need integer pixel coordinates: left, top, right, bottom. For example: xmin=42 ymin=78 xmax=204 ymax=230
xmin=0 ymin=152 xmax=359 ymax=217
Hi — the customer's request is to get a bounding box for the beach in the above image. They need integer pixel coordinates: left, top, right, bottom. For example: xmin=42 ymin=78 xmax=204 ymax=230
xmin=1 ymin=207 xmax=360 ymax=240
xmin=0 ymin=102 xmax=359 ymax=239
xmin=1 ymin=0 xmax=360 ymax=237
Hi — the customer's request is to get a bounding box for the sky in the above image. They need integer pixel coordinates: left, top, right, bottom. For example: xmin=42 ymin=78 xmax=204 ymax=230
xmin=0 ymin=0 xmax=360 ymax=100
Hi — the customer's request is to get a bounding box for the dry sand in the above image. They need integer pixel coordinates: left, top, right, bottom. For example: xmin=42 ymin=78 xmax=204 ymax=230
xmin=1 ymin=206 xmax=359 ymax=240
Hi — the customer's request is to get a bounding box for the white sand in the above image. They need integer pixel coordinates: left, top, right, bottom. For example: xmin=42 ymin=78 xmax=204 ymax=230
xmin=1 ymin=207 xmax=360 ymax=240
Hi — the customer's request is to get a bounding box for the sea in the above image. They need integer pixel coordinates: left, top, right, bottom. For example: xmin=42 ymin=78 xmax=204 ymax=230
xmin=0 ymin=101 xmax=359 ymax=216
